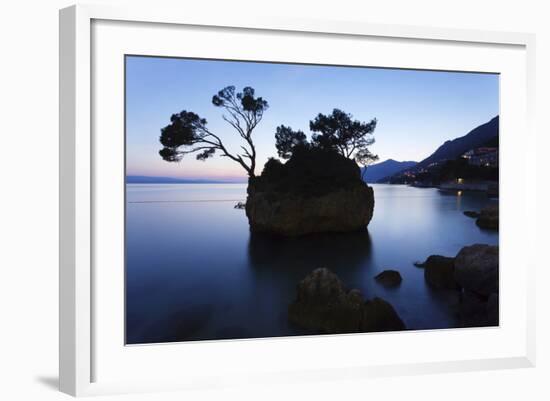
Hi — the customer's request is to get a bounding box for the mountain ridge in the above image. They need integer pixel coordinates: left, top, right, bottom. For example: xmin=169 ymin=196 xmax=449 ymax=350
xmin=415 ymin=116 xmax=499 ymax=170
xmin=361 ymin=159 xmax=418 ymax=183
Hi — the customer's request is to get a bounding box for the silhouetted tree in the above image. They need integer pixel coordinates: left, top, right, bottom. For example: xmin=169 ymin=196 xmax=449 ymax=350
xmin=309 ymin=109 xmax=378 ymax=163
xmin=159 ymin=86 xmax=268 ymax=177
xmin=274 ymin=125 xmax=309 ymax=159
xmin=355 ymin=148 xmax=379 ymax=179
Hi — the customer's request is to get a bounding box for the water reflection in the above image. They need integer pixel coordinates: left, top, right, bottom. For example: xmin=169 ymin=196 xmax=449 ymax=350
xmin=246 ymin=230 xmax=374 ymax=318
xmin=125 ymin=184 xmax=498 ymax=344
xmin=248 ymin=229 xmax=372 ymax=273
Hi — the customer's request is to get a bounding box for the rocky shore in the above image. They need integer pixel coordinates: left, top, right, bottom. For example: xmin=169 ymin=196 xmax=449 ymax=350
xmin=464 ymin=204 xmax=499 ymax=230
xmin=416 ymin=244 xmax=499 ymax=327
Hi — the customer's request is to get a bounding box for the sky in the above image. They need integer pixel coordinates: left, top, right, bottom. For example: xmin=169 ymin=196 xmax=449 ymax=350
xmin=126 ymin=56 xmax=499 ymax=181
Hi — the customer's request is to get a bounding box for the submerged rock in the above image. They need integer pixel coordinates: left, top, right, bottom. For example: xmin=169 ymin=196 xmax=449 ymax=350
xmin=423 ymin=255 xmax=457 ymax=290
xmin=246 ymin=148 xmax=375 ymax=236
xmin=476 ymin=204 xmax=498 ymax=230
xmin=463 ymin=210 xmax=480 ymax=218
xmin=454 ymin=244 xmax=498 ymax=297
xmin=374 ymin=270 xmax=402 ymax=287
xmin=288 ymin=268 xmax=405 ymax=333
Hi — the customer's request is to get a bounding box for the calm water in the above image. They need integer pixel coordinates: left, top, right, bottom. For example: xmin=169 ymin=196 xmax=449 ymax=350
xmin=126 ymin=183 xmax=498 ymax=344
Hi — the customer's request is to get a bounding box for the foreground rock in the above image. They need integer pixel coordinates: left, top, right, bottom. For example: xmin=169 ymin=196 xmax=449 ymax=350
xmin=246 ymin=148 xmax=375 ymax=236
xmin=374 ymin=270 xmax=402 ymax=287
xmin=454 ymin=244 xmax=499 ymax=326
xmin=476 ymin=204 xmax=498 ymax=230
xmin=422 ymin=255 xmax=457 ymax=289
xmin=463 ymin=211 xmax=480 ymax=218
xmin=288 ymin=268 xmax=405 ymax=333
xmin=458 ymin=290 xmax=499 ymax=327
xmin=417 ymin=244 xmax=499 ymax=327
xmin=454 ymin=244 xmax=499 ymax=297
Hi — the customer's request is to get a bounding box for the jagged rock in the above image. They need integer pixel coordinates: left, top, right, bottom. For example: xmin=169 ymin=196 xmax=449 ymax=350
xmin=423 ymin=255 xmax=457 ymax=289
xmin=246 ymin=148 xmax=375 ymax=236
xmin=476 ymin=204 xmax=498 ymax=230
xmin=454 ymin=244 xmax=498 ymax=297
xmin=288 ymin=268 xmax=405 ymax=333
xmin=374 ymin=270 xmax=402 ymax=287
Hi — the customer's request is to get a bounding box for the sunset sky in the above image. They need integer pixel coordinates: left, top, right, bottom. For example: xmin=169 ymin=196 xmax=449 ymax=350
xmin=126 ymin=56 xmax=499 ymax=181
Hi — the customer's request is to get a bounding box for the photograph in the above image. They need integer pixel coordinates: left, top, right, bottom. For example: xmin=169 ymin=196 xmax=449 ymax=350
xmin=125 ymin=55 xmax=499 ymax=345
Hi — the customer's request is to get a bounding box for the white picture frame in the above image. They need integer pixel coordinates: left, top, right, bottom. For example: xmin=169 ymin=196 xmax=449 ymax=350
xmin=59 ymin=4 xmax=536 ymax=397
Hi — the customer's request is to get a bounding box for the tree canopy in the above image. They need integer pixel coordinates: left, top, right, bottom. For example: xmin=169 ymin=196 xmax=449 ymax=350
xmin=159 ymin=85 xmax=268 ymax=177
xmin=274 ymin=108 xmax=379 ymax=171
xmin=274 ymin=125 xmax=308 ymax=159
xmin=310 ymin=109 xmax=377 ymax=159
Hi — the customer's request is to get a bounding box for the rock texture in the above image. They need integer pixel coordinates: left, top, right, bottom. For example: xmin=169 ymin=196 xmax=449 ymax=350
xmin=458 ymin=290 xmax=499 ymax=327
xmin=416 ymin=244 xmax=499 ymax=327
xmin=246 ymin=148 xmax=375 ymax=236
xmin=374 ymin=270 xmax=402 ymax=287
xmin=454 ymin=244 xmax=499 ymax=297
xmin=423 ymin=255 xmax=457 ymax=289
xmin=288 ymin=268 xmax=405 ymax=333
xmin=455 ymin=244 xmax=499 ymax=327
xmin=476 ymin=204 xmax=498 ymax=230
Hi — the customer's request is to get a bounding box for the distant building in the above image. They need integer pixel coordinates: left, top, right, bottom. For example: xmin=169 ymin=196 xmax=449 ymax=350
xmin=462 ymin=147 xmax=498 ymax=167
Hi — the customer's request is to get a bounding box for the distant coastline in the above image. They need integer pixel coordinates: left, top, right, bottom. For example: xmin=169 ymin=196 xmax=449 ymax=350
xmin=126 ymin=175 xmax=247 ymax=184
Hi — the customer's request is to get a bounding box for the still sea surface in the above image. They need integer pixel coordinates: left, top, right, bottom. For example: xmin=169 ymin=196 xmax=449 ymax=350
xmin=126 ymin=183 xmax=498 ymax=344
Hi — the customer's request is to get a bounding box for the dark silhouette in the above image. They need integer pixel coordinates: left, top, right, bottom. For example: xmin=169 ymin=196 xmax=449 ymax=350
xmin=274 ymin=109 xmax=379 ymax=176
xmin=159 ymin=86 xmax=268 ymax=177
xmin=254 ymin=147 xmax=365 ymax=198
xmin=274 ymin=125 xmax=308 ymax=159
xmin=310 ymin=109 xmax=378 ymax=161
xmin=246 ymin=147 xmax=375 ymax=236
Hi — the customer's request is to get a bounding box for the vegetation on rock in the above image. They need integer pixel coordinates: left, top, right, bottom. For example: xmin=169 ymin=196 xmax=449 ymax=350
xmin=159 ymin=86 xmax=268 ymax=177
xmin=246 ymin=147 xmax=375 ymax=236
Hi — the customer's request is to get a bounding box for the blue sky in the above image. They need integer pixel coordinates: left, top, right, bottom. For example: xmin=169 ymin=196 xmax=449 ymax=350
xmin=126 ymin=56 xmax=499 ymax=180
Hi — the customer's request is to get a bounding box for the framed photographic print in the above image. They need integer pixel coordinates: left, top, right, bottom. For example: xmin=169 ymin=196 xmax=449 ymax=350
xmin=59 ymin=4 xmax=536 ymax=396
